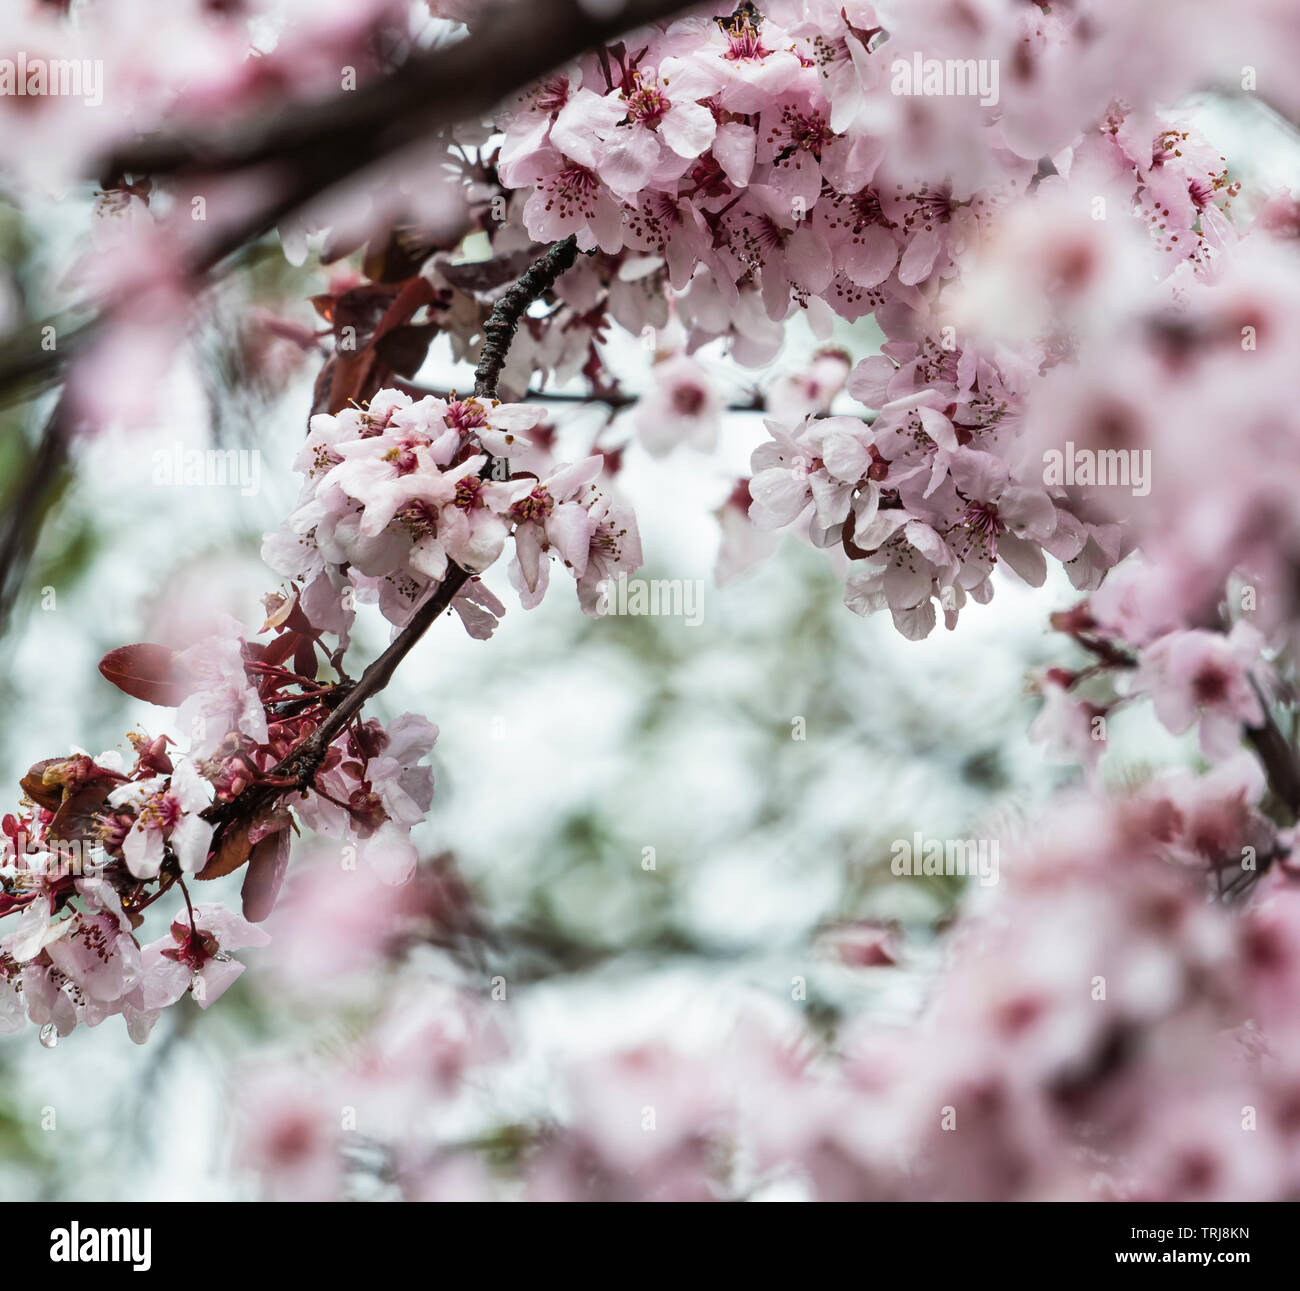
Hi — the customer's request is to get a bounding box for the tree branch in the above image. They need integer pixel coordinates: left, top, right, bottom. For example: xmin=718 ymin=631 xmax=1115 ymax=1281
xmin=402 ymin=381 xmax=768 ymax=414
xmin=202 ymin=237 xmax=575 ymax=839
xmin=0 ymin=403 xmax=68 ymax=640
xmin=206 ymin=561 xmax=474 ymax=834
xmin=473 ymin=235 xmax=580 ymax=399
xmin=102 ymin=0 xmax=703 ymax=183
xmin=1246 ymin=677 xmax=1300 ymax=821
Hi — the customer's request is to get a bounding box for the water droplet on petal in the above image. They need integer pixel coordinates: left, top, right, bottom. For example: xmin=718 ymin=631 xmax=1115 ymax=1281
xmin=38 ymin=1023 xmax=58 ymax=1049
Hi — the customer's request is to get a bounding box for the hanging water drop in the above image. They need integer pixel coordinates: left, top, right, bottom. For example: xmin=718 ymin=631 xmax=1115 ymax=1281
xmin=38 ymin=1023 xmax=58 ymax=1049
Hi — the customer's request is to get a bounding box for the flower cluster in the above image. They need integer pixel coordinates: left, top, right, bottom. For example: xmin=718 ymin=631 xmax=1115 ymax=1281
xmin=740 ymin=98 xmax=1248 ymax=634
xmin=485 ymin=2 xmax=1274 ymax=642
xmin=0 ymin=591 xmax=440 ymax=1042
xmin=263 ymin=389 xmax=642 ymax=629
xmin=0 ymin=741 xmax=264 ymax=1043
xmin=493 ymin=0 xmax=1261 ymax=352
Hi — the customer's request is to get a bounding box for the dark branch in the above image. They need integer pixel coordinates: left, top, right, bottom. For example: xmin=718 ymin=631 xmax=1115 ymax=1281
xmin=404 ymin=381 xmax=767 ymax=414
xmin=473 ymin=235 xmax=580 ymax=399
xmin=0 ymin=403 xmax=69 ymax=640
xmin=1246 ymin=677 xmax=1300 ymax=821
xmin=203 ymin=561 xmax=475 ymax=837
xmin=102 ymin=0 xmax=702 ymax=182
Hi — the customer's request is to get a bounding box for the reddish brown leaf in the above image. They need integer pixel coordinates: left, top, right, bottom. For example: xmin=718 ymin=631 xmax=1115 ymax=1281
xmin=375 ymin=322 xmax=440 ymax=378
xmin=99 ymin=644 xmax=190 ymax=707
xmin=332 ymin=281 xmax=403 ymax=349
xmin=435 ymin=250 xmax=539 ymax=296
xmin=241 ymin=828 xmax=291 ymax=922
xmin=309 ymin=293 xmax=338 ymax=324
xmin=255 ymin=631 xmax=297 ymax=669
xmin=20 ymin=758 xmax=68 ymax=810
xmin=48 ymin=782 xmax=113 ymax=847
xmin=284 ymin=598 xmax=317 ymax=637
xmin=362 ymin=230 xmax=433 ymax=283
xmin=19 ymin=756 xmax=120 ymax=812
xmin=195 ymin=818 xmax=255 ymax=880
xmin=292 ymin=637 xmax=318 ymax=682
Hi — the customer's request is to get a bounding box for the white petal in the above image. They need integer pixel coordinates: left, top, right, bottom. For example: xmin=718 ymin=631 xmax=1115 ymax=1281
xmin=661 ymin=101 xmax=717 ymax=159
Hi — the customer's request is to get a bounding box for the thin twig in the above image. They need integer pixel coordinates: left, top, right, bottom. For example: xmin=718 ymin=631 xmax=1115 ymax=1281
xmin=203 ymin=561 xmax=475 ymax=836
xmin=403 ymin=380 xmax=767 ymax=414
xmin=0 ymin=401 xmax=68 ymax=639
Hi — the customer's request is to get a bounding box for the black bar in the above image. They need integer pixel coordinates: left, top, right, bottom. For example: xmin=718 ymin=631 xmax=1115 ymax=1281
xmin=12 ymin=1202 xmax=1287 ymax=1275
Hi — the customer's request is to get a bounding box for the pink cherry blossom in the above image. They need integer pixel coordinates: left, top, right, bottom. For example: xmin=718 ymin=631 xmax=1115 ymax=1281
xmin=107 ymin=758 xmax=215 ymax=880
xmin=1132 ymin=625 xmax=1266 ymax=760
